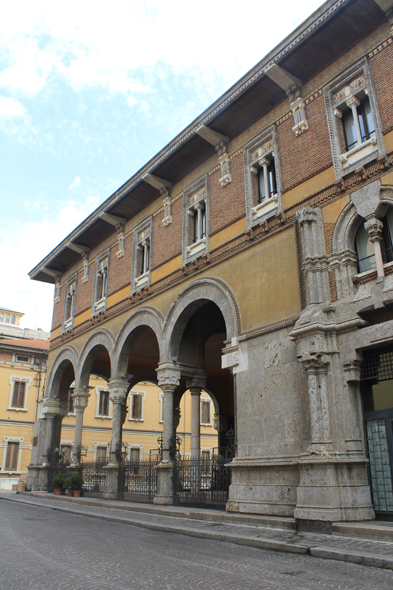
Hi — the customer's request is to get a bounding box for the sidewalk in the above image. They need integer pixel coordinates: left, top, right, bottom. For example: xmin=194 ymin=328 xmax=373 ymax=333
xmin=1 ymin=492 xmax=393 ymax=571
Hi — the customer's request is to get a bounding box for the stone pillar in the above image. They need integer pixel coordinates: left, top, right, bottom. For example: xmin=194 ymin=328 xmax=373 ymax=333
xmin=297 ymin=207 xmax=330 ymax=305
xmin=71 ymin=389 xmax=90 ymax=465
xmin=346 ymin=96 xmax=362 ymax=146
xmin=104 ymin=377 xmax=129 ymax=500
xmin=154 ymin=362 xmax=180 ymax=505
xmin=364 ymin=215 xmax=385 ymax=278
xmin=300 ymin=353 xmax=332 ymax=453
xmin=187 ymin=376 xmax=205 ymax=497
xmin=343 ymin=360 xmax=364 ymax=455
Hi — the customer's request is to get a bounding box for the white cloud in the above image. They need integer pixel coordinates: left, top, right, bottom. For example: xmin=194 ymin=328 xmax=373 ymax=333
xmin=0 ymin=1 xmax=325 ymax=99
xmin=0 ymin=193 xmax=100 ymax=331
xmin=68 ymin=175 xmax=81 ymax=190
xmin=0 ymin=95 xmax=26 ymax=118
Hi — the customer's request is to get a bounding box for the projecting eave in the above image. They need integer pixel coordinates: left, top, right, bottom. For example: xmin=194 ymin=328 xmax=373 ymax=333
xmin=29 ymin=0 xmax=388 ymax=285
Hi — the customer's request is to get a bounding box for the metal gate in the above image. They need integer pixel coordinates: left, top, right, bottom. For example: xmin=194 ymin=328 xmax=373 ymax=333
xmin=362 ymin=346 xmax=393 ymax=516
xmin=119 ymin=456 xmax=159 ymax=503
xmin=174 ymin=455 xmax=231 ymax=509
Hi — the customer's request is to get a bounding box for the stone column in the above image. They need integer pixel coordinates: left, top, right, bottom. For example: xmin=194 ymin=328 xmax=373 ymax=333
xmin=154 ymin=362 xmax=181 ymax=505
xmin=299 ymin=353 xmax=332 ymax=453
xmin=103 ymin=377 xmax=129 ymax=500
xmin=108 ymin=378 xmax=129 ymax=465
xmin=343 ymin=360 xmax=364 ymax=455
xmin=364 ymin=215 xmax=385 ymax=278
xmin=346 ymin=96 xmax=362 ymax=146
xmin=70 ymin=389 xmax=90 ymax=465
xmin=41 ymin=398 xmax=63 ymax=465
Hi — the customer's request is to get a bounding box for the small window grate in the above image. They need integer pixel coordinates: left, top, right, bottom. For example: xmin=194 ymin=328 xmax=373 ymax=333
xmin=362 ymin=346 xmax=393 ymax=381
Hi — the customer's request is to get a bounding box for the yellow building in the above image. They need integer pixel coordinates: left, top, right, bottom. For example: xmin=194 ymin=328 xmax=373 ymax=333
xmin=0 ymin=335 xmax=48 ymax=488
xmin=60 ymin=378 xmax=218 ymax=464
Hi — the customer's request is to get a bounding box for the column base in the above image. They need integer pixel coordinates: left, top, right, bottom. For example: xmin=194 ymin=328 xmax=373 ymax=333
xmin=154 ymin=461 xmax=174 ymax=505
xmin=26 ymin=464 xmax=49 ymax=491
xmin=103 ymin=462 xmax=121 ymax=500
xmin=294 ymin=456 xmax=375 ymax=522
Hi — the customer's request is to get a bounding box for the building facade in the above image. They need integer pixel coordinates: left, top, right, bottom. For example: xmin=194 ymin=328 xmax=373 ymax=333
xmin=28 ymin=0 xmax=393 ymax=525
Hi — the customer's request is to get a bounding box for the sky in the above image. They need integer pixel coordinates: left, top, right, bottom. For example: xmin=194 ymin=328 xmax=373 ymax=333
xmin=0 ymin=0 xmax=325 ymax=332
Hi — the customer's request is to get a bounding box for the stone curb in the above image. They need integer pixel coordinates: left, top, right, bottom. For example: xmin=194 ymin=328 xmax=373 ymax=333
xmin=2 ymin=494 xmax=393 ymax=570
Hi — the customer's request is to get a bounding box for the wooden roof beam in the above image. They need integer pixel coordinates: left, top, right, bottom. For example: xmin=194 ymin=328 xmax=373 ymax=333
xmin=67 ymin=242 xmax=90 ymax=254
xmin=265 ymin=64 xmax=302 ymax=94
xmin=142 ymin=173 xmax=172 ymax=191
xmin=99 ymin=212 xmax=127 ymax=226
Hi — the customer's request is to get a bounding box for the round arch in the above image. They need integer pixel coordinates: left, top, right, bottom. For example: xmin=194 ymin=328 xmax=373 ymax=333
xmin=77 ymin=329 xmax=115 ymax=387
xmin=114 ymin=307 xmax=164 ymax=377
xmin=163 ymin=278 xmax=240 ymax=361
xmin=46 ymin=346 xmax=78 ymax=400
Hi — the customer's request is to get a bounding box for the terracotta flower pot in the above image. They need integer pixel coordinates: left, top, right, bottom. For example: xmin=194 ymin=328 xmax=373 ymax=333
xmin=73 ymin=490 xmax=81 ymax=497
xmin=68 ymin=490 xmax=73 ymax=496
xmin=54 ymin=489 xmax=63 ymax=496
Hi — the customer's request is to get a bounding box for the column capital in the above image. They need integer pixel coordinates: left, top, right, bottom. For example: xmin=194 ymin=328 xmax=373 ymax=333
xmin=42 ymin=397 xmax=63 ymax=418
xmin=297 ymin=352 xmax=330 ymax=373
xmin=108 ymin=377 xmax=129 ymax=403
xmin=156 ymin=362 xmax=181 ymax=392
xmin=186 ymin=371 xmax=206 ymax=392
xmin=296 ymin=206 xmax=318 ymax=226
xmin=71 ymin=388 xmax=90 ymax=411
xmin=364 ymin=215 xmax=384 ymax=243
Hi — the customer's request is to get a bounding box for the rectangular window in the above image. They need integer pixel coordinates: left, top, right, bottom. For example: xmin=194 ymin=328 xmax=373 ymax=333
xmin=183 ymin=177 xmax=209 ymax=263
xmin=16 ymin=356 xmax=29 ymax=363
xmin=131 ymin=394 xmax=143 ymax=420
xmin=67 ymin=388 xmax=74 ymax=414
xmin=97 ymin=447 xmax=107 ymax=464
xmin=323 ymin=59 xmax=384 ymax=179
xmin=201 ymin=450 xmax=210 ymax=461
xmin=132 ymin=220 xmax=152 ymax=292
xmin=98 ymin=391 xmax=109 ymax=416
xmin=12 ymin=381 xmax=26 ymax=408
xmin=201 ymin=400 xmax=211 ymax=425
xmin=130 ymin=448 xmax=140 ymax=463
xmin=5 ymin=442 xmax=19 ymax=470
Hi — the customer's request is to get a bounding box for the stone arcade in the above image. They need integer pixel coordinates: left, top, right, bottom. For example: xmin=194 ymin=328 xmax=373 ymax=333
xmin=28 ymin=0 xmax=393 ymax=526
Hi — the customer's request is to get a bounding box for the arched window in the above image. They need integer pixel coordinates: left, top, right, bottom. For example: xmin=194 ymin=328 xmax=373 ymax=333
xmin=11 ymin=315 xmax=15 ymax=324
xmin=0 ymin=314 xmax=3 ymax=323
xmin=5 ymin=314 xmax=9 ymax=323
xmin=355 ymin=208 xmax=393 ymax=273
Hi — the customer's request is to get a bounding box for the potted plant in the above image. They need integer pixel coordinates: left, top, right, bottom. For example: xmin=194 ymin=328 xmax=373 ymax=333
xmin=67 ymin=472 xmax=84 ymax=497
xmin=52 ymin=474 xmax=66 ymax=495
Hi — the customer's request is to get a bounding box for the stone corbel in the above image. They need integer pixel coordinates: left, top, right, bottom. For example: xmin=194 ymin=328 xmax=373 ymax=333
xmin=265 ymin=64 xmax=308 ymax=136
xmin=54 ymin=277 xmax=61 ymax=303
xmin=221 ymin=337 xmax=248 ymax=374
xmin=216 ymin=141 xmax=232 ymax=187
xmin=343 ymin=359 xmax=362 ymax=383
xmin=116 ymin=223 xmax=125 ymax=259
xmin=81 ymin=252 xmax=89 ymax=283
xmin=161 ymin=187 xmax=172 ymax=227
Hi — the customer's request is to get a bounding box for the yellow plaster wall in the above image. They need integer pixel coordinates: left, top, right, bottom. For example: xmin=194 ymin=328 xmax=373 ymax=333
xmin=210 ymin=218 xmax=247 ymax=252
xmin=151 ymin=255 xmax=182 ymax=284
xmin=384 ymin=129 xmax=393 ymax=153
xmin=282 ymin=167 xmax=335 ymax=210
xmin=322 ymin=195 xmax=350 ymax=225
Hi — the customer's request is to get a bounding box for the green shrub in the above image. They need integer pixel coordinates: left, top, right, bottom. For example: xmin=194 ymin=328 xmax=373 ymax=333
xmin=67 ymin=472 xmax=84 ymax=490
xmin=52 ymin=474 xmax=66 ymax=490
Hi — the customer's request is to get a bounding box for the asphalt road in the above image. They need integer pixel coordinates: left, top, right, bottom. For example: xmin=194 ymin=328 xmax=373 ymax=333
xmin=0 ymin=499 xmax=391 ymax=590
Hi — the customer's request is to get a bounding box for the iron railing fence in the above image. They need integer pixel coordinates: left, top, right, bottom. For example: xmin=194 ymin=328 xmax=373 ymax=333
xmin=80 ymin=462 xmax=107 ymax=495
xmin=120 ymin=459 xmax=159 ymax=502
xmin=174 ymin=456 xmax=231 ymax=509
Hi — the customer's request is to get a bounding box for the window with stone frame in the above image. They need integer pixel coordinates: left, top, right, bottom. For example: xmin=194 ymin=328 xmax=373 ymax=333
xmin=96 ymin=446 xmax=107 ymax=464
xmin=67 ymin=387 xmax=75 ymax=414
xmin=63 ymin=274 xmax=77 ymax=331
xmin=182 ymin=176 xmax=209 ymax=263
xmin=200 ymin=399 xmax=212 ymax=425
xmin=131 ymin=218 xmax=152 ymax=292
xmin=244 ymin=126 xmax=282 ymax=230
xmin=97 ymin=390 xmax=110 ymax=417
xmin=8 ymin=376 xmax=31 ymax=411
xmin=5 ymin=441 xmax=19 ymax=471
xmin=93 ymin=251 xmax=110 ymax=313
xmin=355 ymin=208 xmax=393 ymax=273
xmin=323 ymin=58 xmax=385 ymax=180
xmin=130 ymin=447 xmax=140 ymax=463
xmin=129 ymin=391 xmax=145 ymax=421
